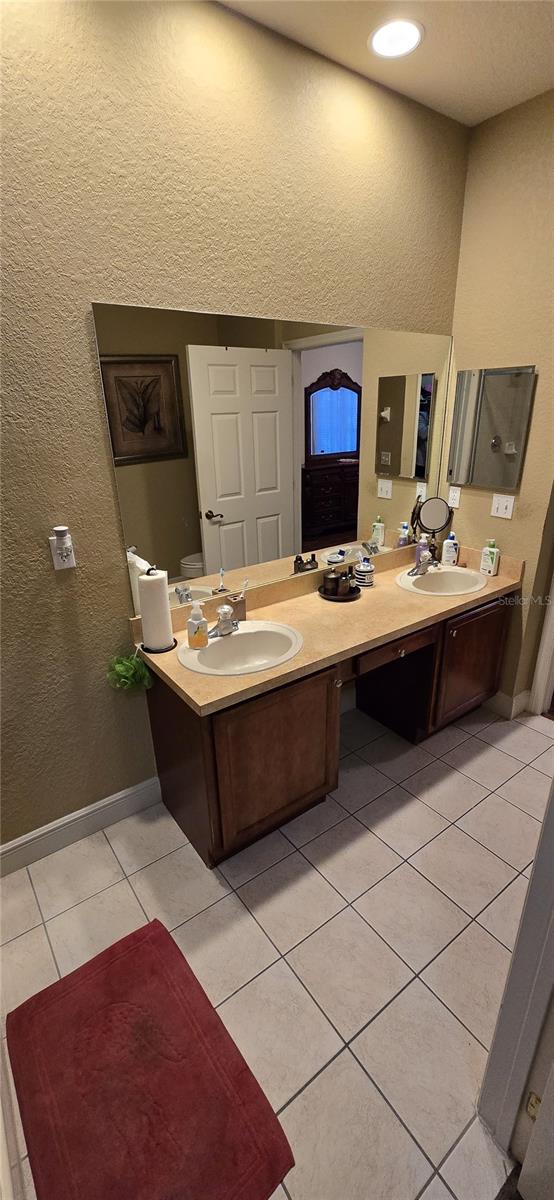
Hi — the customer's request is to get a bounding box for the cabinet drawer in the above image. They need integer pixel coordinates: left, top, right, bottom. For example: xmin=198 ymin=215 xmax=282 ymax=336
xmin=355 ymin=626 xmax=439 ymax=676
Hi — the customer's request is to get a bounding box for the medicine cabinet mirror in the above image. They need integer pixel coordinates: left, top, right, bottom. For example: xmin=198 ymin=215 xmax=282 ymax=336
xmin=375 ymin=372 xmax=436 ymax=481
xmin=447 ymin=365 xmax=537 ymax=491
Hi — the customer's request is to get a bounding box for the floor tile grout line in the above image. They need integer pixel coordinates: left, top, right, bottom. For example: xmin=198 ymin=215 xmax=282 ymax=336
xmin=436 ymin=1173 xmax=460 ymax=1200
xmin=433 ymin=1113 xmax=478 ymax=1175
xmin=489 ymin=786 xmax=546 ymax=825
xmin=436 ymin=744 xmax=535 ymax=793
xmin=38 ymin=874 xmax=135 ymax=928
xmin=273 ymin=1019 xmax=442 ymax=1185
xmin=291 ymin=831 xmax=403 ymax=907
xmin=345 ymin=1045 xmax=438 ymax=1175
xmin=448 ymin=819 xmax=535 ymax=874
xmin=104 ymin=840 xmax=151 ymax=927
xmin=349 ymin=805 xmax=453 ymax=869
xmin=417 ymin=976 xmax=491 ymax=1054
xmin=1 ymin=920 xmax=44 ymax=951
xmin=472 ymin=723 xmax=554 ymax=754
xmin=126 ymin=875 xmax=234 ymax=933
xmin=275 ymin=1044 xmax=346 ymax=1118
xmin=24 ymin=868 xmax=61 ymax=982
xmin=352 ymin=899 xmax=470 ymax=978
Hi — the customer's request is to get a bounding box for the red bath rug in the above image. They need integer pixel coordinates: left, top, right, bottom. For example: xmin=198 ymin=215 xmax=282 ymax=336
xmin=7 ymin=919 xmax=293 ymax=1200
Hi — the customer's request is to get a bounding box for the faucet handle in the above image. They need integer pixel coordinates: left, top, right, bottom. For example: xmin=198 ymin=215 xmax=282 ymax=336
xmin=217 ymin=604 xmax=234 ymax=620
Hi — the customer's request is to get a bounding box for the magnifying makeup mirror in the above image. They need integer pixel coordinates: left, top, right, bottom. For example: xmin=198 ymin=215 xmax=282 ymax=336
xmin=411 ymin=495 xmax=452 ymax=538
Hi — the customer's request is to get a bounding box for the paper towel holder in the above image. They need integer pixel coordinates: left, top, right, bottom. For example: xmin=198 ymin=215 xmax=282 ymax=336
xmin=140 ymin=638 xmax=177 ymax=654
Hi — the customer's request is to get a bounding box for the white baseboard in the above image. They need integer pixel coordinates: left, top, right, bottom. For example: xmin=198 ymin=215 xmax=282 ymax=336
xmin=488 ymin=689 xmax=530 ymax=720
xmin=0 ymin=777 xmax=161 ymax=877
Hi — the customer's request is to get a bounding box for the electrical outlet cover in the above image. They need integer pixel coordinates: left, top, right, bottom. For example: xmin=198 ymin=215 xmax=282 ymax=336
xmin=448 ymin=486 xmax=461 ymax=509
xmin=377 ymin=478 xmax=392 ymax=499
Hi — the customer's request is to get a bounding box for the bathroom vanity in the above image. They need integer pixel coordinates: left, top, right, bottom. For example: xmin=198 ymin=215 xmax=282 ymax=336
xmin=140 ymin=549 xmax=521 ymax=867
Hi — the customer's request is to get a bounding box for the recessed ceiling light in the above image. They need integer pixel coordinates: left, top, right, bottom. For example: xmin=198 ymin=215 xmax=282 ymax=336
xmin=369 ymin=19 xmax=424 ymax=59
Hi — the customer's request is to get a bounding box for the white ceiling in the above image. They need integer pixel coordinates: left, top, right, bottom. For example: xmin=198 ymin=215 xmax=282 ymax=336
xmin=222 ymin=1 xmax=554 ymax=126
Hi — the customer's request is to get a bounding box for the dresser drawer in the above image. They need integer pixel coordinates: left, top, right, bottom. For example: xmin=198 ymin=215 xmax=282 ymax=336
xmin=355 ymin=625 xmax=439 ymax=676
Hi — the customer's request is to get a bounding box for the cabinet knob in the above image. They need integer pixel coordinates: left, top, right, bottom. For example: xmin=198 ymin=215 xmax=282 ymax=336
xmin=451 ymin=629 xmax=457 ymax=638
xmin=334 ymin=679 xmax=343 ymax=688
xmin=398 ymin=648 xmax=406 ymax=657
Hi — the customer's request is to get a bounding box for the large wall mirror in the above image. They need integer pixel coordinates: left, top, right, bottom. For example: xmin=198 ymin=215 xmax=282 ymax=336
xmin=92 ymin=304 xmax=452 ymax=613
xmin=447 ymin=365 xmax=537 ymax=491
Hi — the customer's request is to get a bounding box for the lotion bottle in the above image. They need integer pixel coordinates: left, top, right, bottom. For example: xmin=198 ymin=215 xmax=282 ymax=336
xmin=480 ymin=538 xmax=500 ymax=576
xmin=187 ymin=599 xmax=208 ymax=648
xmin=372 ymin=515 xmax=385 ymax=548
xmin=441 ymin=532 xmax=459 ymax=565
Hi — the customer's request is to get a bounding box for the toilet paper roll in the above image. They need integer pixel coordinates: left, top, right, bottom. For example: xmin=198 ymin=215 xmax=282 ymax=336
xmin=138 ymin=569 xmax=174 ymax=652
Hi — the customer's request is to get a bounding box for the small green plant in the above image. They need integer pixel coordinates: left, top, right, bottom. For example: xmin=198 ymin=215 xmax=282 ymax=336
xmin=107 ymin=653 xmax=153 ymax=693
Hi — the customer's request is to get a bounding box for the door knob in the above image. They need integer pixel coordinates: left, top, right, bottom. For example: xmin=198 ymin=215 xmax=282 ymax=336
xmin=205 ymin=510 xmax=224 ymax=520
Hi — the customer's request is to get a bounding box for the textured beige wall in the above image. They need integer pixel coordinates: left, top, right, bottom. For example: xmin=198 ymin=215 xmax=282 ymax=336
xmin=1 ymin=1 xmax=469 ymax=841
xmin=443 ymin=91 xmax=554 ymax=698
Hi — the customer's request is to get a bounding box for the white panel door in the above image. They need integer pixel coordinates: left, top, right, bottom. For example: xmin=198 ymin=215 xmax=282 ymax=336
xmin=186 ymin=346 xmax=294 ymax=574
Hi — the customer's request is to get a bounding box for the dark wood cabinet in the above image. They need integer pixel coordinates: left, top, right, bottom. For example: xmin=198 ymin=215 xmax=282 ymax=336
xmin=148 ymin=666 xmax=341 ymax=866
xmin=434 ymin=599 xmax=509 ymax=728
xmin=213 ymin=667 xmax=340 ymax=851
xmin=148 ymin=596 xmax=511 ymax=867
xmin=302 ymin=463 xmax=359 ymax=546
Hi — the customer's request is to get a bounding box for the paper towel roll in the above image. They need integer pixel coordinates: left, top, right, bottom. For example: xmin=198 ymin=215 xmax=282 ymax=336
xmin=138 ymin=569 xmax=174 ymax=652
xmin=127 ymin=549 xmax=152 ymax=615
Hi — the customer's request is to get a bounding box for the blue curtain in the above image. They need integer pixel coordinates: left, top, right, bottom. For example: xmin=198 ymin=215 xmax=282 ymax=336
xmin=310 ymin=386 xmax=358 ymax=455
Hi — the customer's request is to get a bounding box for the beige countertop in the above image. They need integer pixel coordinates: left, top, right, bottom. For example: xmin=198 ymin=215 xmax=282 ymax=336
xmin=140 ymin=549 xmax=522 ymax=717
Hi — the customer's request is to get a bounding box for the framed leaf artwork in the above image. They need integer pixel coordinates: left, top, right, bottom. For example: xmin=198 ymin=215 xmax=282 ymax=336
xmin=100 ymin=355 xmax=187 ymax=465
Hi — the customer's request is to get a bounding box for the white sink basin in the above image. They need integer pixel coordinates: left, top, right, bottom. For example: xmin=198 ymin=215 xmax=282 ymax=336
xmin=397 ymin=565 xmax=487 ymax=596
xmin=177 ymin=620 xmax=303 ymax=676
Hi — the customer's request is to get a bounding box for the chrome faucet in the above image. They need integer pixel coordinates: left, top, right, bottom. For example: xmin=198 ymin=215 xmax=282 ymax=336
xmin=208 ymin=603 xmax=239 ymax=639
xmin=407 ymin=550 xmax=440 ymax=578
xmin=174 ymin=584 xmax=192 ymax=604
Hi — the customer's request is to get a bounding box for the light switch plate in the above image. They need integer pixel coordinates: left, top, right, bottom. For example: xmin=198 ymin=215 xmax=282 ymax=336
xmin=448 ymin=486 xmax=461 ymax=509
xmin=377 ymin=478 xmax=392 ymax=499
xmin=491 ymin=493 xmax=515 ymax=519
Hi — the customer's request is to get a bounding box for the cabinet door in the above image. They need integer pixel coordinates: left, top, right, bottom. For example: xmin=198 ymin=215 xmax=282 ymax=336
xmin=213 ymin=668 xmax=341 ymax=853
xmin=435 ymin=599 xmax=509 ymax=727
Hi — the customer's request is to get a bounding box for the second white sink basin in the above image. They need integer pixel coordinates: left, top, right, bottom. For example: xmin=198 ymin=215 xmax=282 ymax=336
xmin=397 ymin=565 xmax=487 ymax=596
xmin=177 ymin=620 xmax=303 ymax=676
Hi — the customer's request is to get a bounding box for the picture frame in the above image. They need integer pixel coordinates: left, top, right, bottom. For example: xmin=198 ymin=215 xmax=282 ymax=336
xmin=100 ymin=354 xmax=187 ymax=465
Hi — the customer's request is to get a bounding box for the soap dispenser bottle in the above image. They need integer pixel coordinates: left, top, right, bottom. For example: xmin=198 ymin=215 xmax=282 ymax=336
xmin=187 ymin=599 xmax=208 ymax=648
xmin=416 ymin=533 xmax=429 ymax=566
xmin=397 ymin=522 xmax=410 ymax=548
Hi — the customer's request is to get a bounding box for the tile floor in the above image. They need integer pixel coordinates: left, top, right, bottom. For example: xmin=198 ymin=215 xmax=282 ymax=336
xmin=1 ymin=707 xmax=551 ymax=1200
